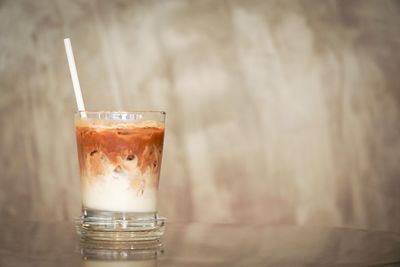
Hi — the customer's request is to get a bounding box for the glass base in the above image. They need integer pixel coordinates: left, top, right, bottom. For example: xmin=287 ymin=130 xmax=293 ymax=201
xmin=76 ymin=210 xmax=166 ymax=242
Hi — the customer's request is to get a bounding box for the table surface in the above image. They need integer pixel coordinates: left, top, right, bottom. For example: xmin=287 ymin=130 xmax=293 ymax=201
xmin=1 ymin=221 xmax=400 ymax=267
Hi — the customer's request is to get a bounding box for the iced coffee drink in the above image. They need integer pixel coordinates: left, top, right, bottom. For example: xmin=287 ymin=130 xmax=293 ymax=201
xmin=75 ymin=111 xmax=166 ymax=241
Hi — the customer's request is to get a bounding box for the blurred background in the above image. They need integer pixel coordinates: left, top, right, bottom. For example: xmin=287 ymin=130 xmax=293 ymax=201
xmin=1 ymin=0 xmax=399 ymax=232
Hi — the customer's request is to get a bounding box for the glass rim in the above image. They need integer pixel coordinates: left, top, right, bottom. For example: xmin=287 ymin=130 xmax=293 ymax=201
xmin=75 ymin=110 xmax=166 ymax=115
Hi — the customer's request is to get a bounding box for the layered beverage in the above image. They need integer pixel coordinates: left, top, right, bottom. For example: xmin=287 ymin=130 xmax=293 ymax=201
xmin=75 ymin=111 xmax=165 ymax=214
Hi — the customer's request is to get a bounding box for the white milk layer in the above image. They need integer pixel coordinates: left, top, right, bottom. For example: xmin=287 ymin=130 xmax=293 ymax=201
xmin=82 ymin=166 xmax=158 ymax=213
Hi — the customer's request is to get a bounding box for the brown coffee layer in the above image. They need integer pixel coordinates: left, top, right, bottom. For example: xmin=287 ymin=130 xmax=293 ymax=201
xmin=76 ymin=123 xmax=164 ymax=179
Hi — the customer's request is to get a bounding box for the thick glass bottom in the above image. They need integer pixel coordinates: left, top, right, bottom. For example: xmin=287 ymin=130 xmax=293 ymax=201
xmin=76 ymin=210 xmax=166 ymax=243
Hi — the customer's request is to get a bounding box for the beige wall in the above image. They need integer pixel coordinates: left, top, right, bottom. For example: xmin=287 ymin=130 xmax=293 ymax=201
xmin=1 ymin=0 xmax=400 ymax=232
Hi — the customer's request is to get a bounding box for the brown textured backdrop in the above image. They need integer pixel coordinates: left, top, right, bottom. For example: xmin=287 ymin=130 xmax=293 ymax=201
xmin=1 ymin=0 xmax=400 ymax=232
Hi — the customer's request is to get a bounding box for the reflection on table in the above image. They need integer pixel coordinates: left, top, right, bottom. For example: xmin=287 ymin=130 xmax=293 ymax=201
xmin=80 ymin=241 xmax=162 ymax=267
xmin=0 ymin=221 xmax=399 ymax=266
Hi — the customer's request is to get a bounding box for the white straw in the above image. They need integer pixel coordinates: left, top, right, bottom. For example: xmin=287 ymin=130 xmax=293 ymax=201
xmin=64 ymin=38 xmax=86 ymax=117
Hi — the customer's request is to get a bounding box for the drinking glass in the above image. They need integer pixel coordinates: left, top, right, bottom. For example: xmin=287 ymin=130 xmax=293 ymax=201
xmin=75 ymin=111 xmax=166 ymax=241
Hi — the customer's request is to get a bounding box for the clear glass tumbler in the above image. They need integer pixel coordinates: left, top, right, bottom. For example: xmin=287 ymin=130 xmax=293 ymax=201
xmin=74 ymin=111 xmax=166 ymax=241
